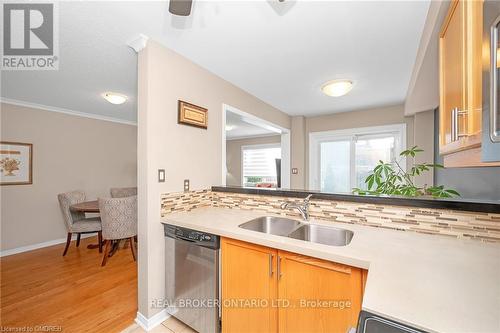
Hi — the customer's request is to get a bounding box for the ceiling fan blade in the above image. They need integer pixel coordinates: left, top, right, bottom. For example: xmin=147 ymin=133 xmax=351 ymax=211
xmin=169 ymin=0 xmax=192 ymax=16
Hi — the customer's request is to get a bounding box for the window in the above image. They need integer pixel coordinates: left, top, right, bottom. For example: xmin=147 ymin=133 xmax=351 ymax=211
xmin=242 ymin=144 xmax=281 ymax=187
xmin=310 ymin=124 xmax=406 ymax=193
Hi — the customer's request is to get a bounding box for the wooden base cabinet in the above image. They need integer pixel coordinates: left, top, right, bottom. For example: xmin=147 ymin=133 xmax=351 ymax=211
xmin=221 ymin=238 xmax=365 ymax=333
xmin=221 ymin=238 xmax=278 ymax=333
xmin=278 ymin=251 xmax=363 ymax=333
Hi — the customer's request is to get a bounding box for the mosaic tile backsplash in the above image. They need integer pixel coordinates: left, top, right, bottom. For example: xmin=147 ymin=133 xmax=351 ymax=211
xmin=160 ymin=190 xmax=500 ymax=243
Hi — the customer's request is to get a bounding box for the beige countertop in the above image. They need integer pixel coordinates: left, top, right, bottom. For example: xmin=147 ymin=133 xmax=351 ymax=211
xmin=161 ymin=207 xmax=500 ymax=333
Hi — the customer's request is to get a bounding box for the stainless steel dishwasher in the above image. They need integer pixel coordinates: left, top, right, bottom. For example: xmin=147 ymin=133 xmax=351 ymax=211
xmin=164 ymin=224 xmax=220 ymax=333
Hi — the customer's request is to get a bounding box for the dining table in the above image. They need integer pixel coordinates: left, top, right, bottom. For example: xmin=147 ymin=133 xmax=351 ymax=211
xmin=70 ymin=200 xmax=121 ymax=256
xmin=70 ymin=200 xmax=99 ymax=213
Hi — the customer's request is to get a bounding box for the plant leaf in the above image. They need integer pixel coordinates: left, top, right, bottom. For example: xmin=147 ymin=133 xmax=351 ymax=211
xmin=351 ymin=146 xmax=459 ymax=198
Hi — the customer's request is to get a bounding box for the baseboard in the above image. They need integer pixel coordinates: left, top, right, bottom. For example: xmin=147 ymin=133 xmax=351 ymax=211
xmin=0 ymin=233 xmax=96 ymax=257
xmin=135 ymin=309 xmax=170 ymax=332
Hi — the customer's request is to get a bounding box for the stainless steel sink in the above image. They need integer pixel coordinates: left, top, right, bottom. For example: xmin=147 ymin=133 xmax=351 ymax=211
xmin=287 ymin=224 xmax=354 ymax=246
xmin=239 ymin=216 xmax=302 ymax=236
xmin=239 ymin=216 xmax=354 ymax=247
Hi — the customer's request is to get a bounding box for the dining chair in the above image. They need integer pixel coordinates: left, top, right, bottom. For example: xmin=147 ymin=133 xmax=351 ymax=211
xmin=110 ymin=187 xmax=137 ymax=198
xmin=57 ymin=190 xmax=102 ymax=256
xmin=98 ymin=195 xmax=137 ymax=266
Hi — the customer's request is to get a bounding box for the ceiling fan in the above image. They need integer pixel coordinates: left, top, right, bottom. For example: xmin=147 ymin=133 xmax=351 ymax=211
xmin=168 ymin=0 xmax=286 ymax=16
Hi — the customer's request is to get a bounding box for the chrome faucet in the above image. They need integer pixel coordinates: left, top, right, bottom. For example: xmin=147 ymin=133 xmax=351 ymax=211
xmin=280 ymin=194 xmax=313 ymax=221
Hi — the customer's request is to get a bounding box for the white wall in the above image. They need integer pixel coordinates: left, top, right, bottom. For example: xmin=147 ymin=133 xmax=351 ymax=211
xmin=404 ymin=0 xmax=450 ymax=116
xmin=290 ymin=116 xmax=306 ymax=189
xmin=0 ymin=103 xmax=137 ymax=252
xmin=137 ymin=41 xmax=291 ymax=318
xmin=413 ymin=110 xmax=435 ymax=187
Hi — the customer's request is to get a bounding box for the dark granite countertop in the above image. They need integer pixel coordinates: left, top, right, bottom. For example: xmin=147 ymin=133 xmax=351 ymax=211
xmin=212 ymin=186 xmax=500 ymax=213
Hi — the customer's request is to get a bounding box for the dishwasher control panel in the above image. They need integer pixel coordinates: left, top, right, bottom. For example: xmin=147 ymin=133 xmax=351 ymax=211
xmin=164 ymin=224 xmax=220 ymax=249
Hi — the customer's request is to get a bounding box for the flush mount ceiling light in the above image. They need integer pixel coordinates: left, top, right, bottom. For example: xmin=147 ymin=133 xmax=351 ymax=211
xmin=102 ymin=92 xmax=128 ymax=105
xmin=321 ymin=80 xmax=354 ymax=97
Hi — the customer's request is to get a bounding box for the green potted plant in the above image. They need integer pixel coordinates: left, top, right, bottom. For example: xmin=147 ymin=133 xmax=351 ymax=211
xmin=352 ymin=146 xmax=460 ymax=198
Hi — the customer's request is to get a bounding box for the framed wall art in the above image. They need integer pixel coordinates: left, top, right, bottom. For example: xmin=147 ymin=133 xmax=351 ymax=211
xmin=178 ymin=100 xmax=208 ymax=129
xmin=0 ymin=142 xmax=33 ymax=185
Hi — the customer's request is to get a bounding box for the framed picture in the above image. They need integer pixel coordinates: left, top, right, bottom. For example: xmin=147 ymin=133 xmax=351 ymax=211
xmin=0 ymin=142 xmax=33 ymax=185
xmin=178 ymin=100 xmax=208 ymax=129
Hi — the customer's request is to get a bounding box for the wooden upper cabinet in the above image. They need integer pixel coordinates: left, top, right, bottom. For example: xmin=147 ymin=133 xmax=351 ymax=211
xmin=221 ymin=238 xmax=278 ymax=333
xmin=439 ymin=0 xmax=483 ymax=156
xmin=277 ymin=251 xmax=363 ymax=333
xmin=439 ymin=0 xmax=500 ymax=166
xmin=440 ymin=0 xmax=466 ymax=151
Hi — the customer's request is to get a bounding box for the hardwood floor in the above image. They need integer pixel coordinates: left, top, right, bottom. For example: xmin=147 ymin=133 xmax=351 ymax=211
xmin=0 ymin=236 xmax=137 ymax=333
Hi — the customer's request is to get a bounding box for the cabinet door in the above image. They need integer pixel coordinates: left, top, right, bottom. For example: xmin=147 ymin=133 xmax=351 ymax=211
xmin=221 ymin=238 xmax=278 ymax=333
xmin=439 ymin=0 xmax=496 ymax=166
xmin=440 ymin=0 xmax=466 ymax=152
xmin=465 ymin=0 xmax=483 ymax=137
xmin=278 ymin=251 xmax=363 ymax=333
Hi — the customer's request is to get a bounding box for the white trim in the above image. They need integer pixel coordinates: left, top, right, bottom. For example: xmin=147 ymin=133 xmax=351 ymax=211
xmin=241 ymin=143 xmax=281 ymax=150
xmin=309 ymin=124 xmax=407 ymax=140
xmin=226 ymin=133 xmax=281 ymax=141
xmin=309 ymin=123 xmax=407 ymax=191
xmin=280 ymin=132 xmax=291 ymax=188
xmin=221 ymin=105 xmax=227 ymax=186
xmin=0 ymin=98 xmax=137 ymax=126
xmin=0 ymin=233 xmax=95 ymax=257
xmin=135 ymin=309 xmax=170 ymax=332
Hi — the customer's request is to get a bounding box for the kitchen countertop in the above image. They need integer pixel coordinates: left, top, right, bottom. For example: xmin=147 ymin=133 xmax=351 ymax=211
xmin=161 ymin=207 xmax=500 ymax=333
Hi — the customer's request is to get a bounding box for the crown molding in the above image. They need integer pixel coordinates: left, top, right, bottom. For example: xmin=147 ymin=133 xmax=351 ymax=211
xmin=127 ymin=34 xmax=149 ymax=53
xmin=0 ymin=98 xmax=137 ymax=126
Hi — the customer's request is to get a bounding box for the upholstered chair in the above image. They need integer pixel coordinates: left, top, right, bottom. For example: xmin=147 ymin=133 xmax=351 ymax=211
xmin=98 ymin=196 xmax=137 ymax=266
xmin=57 ymin=190 xmax=102 ymax=256
xmin=110 ymin=187 xmax=137 ymax=198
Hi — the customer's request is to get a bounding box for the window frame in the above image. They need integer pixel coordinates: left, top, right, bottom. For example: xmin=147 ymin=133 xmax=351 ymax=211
xmin=309 ymin=124 xmax=407 ymax=192
xmin=241 ymin=143 xmax=282 ymax=187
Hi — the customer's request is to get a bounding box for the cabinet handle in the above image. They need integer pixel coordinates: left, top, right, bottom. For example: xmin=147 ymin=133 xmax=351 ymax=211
xmin=451 ymin=108 xmax=456 ymax=142
xmin=269 ymin=254 xmax=274 ymax=277
xmin=490 ymin=18 xmax=500 ymax=142
xmin=451 ymin=107 xmax=468 ymax=142
xmin=277 ymin=256 xmax=282 ymax=280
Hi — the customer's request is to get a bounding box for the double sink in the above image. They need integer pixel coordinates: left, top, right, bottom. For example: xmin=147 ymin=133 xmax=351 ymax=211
xmin=239 ymin=216 xmax=354 ymax=247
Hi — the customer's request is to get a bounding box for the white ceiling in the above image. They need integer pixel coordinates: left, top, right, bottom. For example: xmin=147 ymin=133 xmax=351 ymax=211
xmin=1 ymin=2 xmax=139 ymax=123
xmin=0 ymin=1 xmax=430 ymax=122
xmin=226 ymin=110 xmax=281 ymax=140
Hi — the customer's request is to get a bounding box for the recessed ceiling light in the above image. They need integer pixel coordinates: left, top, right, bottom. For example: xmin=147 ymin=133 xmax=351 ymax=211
xmin=321 ymin=80 xmax=353 ymax=97
xmin=225 ymin=125 xmax=235 ymax=131
xmin=102 ymin=92 xmax=128 ymax=105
